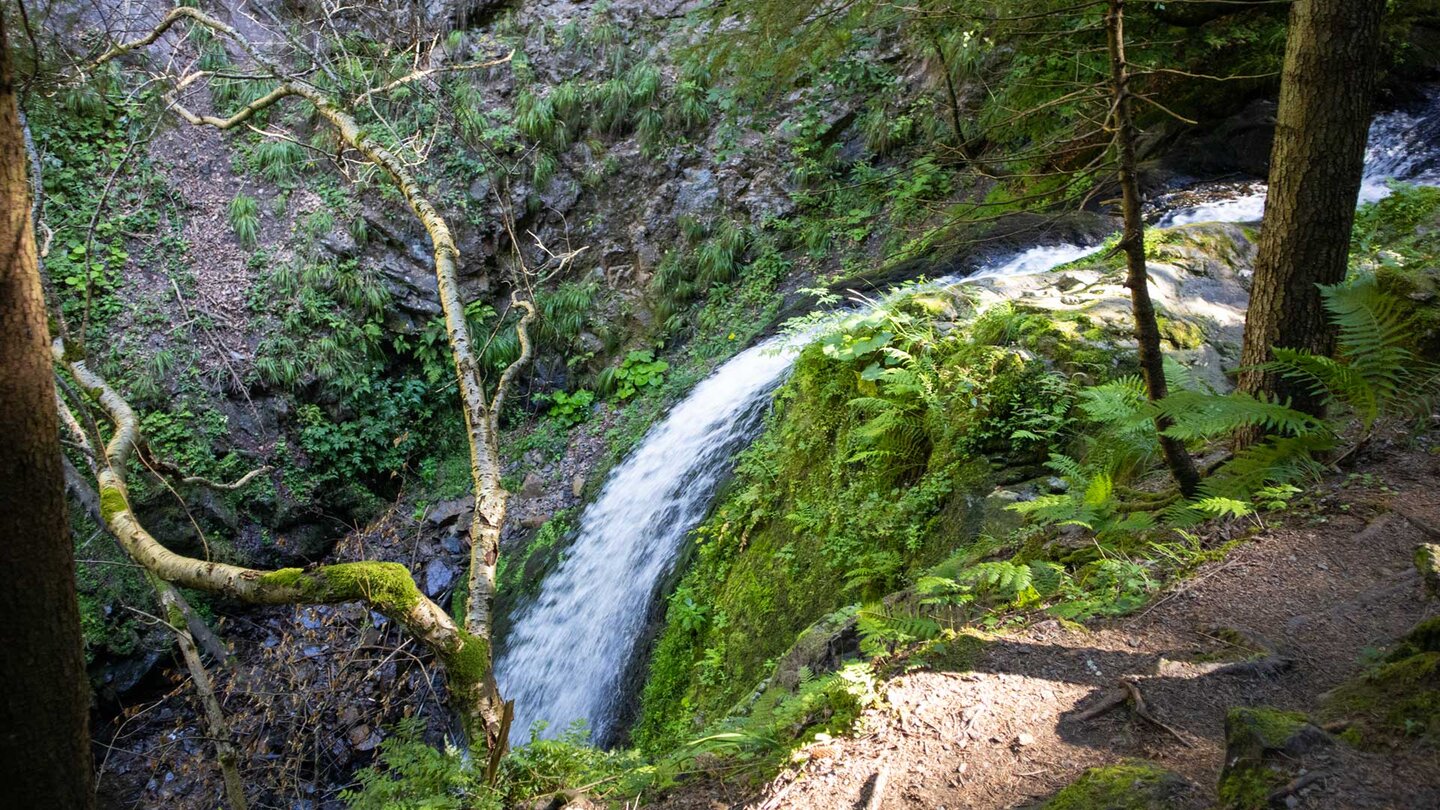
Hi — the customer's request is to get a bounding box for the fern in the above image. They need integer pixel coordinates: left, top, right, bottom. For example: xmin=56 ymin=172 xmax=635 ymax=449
xmin=1149 ymin=390 xmax=1324 ymax=441
xmin=1268 ymin=276 xmax=1439 ymax=428
xmin=856 ymin=607 xmax=940 ymax=657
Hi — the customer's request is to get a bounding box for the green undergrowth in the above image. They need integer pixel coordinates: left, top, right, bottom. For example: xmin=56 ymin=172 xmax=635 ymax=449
xmin=1352 ymin=184 xmax=1440 ymax=356
xmin=634 ymin=286 xmax=1094 ymax=753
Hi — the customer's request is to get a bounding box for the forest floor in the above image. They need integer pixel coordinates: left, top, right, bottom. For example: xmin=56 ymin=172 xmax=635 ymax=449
xmin=657 ymin=434 xmax=1440 ymax=809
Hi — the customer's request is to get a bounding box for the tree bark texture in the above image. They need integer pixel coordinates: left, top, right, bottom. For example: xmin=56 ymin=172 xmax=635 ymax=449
xmin=1238 ymin=0 xmax=1387 ymax=418
xmin=0 ymin=9 xmax=96 ymax=807
xmin=1107 ymin=0 xmax=1202 ymax=496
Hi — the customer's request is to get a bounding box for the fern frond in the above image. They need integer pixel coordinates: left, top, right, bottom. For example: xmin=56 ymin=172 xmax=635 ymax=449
xmin=1151 ymin=390 xmax=1323 ymax=441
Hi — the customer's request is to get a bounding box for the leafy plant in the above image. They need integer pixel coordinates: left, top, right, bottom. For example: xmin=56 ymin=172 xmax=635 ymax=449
xmin=228 ymin=193 xmax=260 ymax=248
xmin=543 ymin=388 xmax=595 ymax=427
xmin=609 ymin=350 xmax=669 ymax=400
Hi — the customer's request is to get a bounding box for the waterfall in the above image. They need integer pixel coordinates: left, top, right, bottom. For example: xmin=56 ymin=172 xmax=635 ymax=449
xmin=496 ymin=90 xmax=1440 ymax=745
xmin=496 ymin=338 xmax=802 ymax=743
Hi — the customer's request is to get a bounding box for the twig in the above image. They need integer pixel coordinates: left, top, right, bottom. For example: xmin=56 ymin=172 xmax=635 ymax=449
xmin=1267 ymin=769 xmax=1328 ymax=802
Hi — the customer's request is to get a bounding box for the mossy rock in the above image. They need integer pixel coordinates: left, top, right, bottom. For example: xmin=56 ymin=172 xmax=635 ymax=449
xmin=1319 ymin=650 xmax=1440 ymax=749
xmin=1387 ymin=616 xmax=1440 ymax=661
xmin=1037 ymin=761 xmax=1195 ymax=810
xmin=1219 ymin=707 xmax=1331 ymax=809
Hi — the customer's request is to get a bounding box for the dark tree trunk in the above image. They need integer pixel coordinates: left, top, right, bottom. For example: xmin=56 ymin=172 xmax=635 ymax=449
xmin=1238 ymin=0 xmax=1387 ymax=422
xmin=1107 ymin=0 xmax=1202 ymax=497
xmin=0 ymin=9 xmax=96 ymax=808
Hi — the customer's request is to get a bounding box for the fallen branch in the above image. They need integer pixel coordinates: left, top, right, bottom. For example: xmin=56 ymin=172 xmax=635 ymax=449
xmin=1267 ymin=769 xmax=1328 ymax=803
xmin=353 ymin=50 xmax=514 ymax=105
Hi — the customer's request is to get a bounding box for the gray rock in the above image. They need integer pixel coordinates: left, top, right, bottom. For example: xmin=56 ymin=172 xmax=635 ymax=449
xmin=441 ymin=533 xmax=465 ymax=555
xmin=674 ymin=166 xmax=719 ymax=214
xmin=424 ymin=558 xmax=457 ymax=597
xmin=521 ymin=471 xmax=544 ymax=500
xmin=427 ymin=497 xmax=473 ymax=527
xmin=571 ymin=474 xmax=586 ymax=498
xmin=520 ymin=512 xmax=551 ymax=529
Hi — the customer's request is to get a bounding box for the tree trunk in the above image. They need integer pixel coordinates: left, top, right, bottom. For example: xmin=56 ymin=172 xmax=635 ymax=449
xmin=0 ymin=9 xmax=96 ymax=807
xmin=1107 ymin=0 xmax=1202 ymax=496
xmin=91 ymin=6 xmax=537 ymax=756
xmin=1237 ymin=0 xmax=1387 ymax=424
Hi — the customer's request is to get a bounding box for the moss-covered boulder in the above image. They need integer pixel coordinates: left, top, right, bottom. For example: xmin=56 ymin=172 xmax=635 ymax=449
xmin=1318 ymin=618 xmax=1440 ymax=749
xmin=1037 ymin=761 xmax=1196 ymax=809
xmin=1218 ymin=707 xmax=1331 ymax=809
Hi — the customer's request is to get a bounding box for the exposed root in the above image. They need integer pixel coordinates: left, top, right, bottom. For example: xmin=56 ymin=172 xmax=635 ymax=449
xmin=1075 ymin=678 xmax=1194 ymax=748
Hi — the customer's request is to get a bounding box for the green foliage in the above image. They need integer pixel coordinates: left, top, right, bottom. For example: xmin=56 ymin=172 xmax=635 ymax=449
xmin=542 ymin=389 xmax=596 ymax=427
xmin=342 ymin=717 xmax=652 ymax=809
xmin=1268 ymin=276 xmax=1440 ymax=429
xmin=609 ymin=350 xmax=670 ymax=400
xmin=248 ymin=138 xmax=306 ymax=184
xmin=228 ymin=193 xmax=260 ymax=248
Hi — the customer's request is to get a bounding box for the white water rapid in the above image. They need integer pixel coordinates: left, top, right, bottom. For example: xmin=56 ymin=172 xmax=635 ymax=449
xmin=497 ymin=337 xmax=802 ymax=743
xmin=496 ymin=91 xmax=1440 ymax=744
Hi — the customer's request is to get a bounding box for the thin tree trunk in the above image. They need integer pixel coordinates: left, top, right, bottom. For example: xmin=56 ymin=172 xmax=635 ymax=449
xmin=91 ymin=6 xmax=534 ymax=754
xmin=0 ymin=8 xmax=96 ymax=806
xmin=1106 ymin=0 xmax=1202 ymax=496
xmin=1237 ymin=0 xmax=1386 ymax=427
xmin=156 ymin=580 xmax=248 ymax=810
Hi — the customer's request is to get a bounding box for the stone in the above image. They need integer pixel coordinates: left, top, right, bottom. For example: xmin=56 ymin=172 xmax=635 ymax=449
xmin=571 ymin=474 xmax=586 ymax=498
xmin=520 ymin=512 xmax=551 ymax=529
xmin=424 ymin=558 xmax=456 ymax=597
xmin=441 ymin=533 xmax=465 ymax=555
xmin=1039 ymin=761 xmax=1195 ymax=809
xmin=426 ymin=497 xmax=472 ymax=527
xmin=1219 ymin=707 xmax=1330 ymax=809
xmin=521 ymin=471 xmax=545 ymax=500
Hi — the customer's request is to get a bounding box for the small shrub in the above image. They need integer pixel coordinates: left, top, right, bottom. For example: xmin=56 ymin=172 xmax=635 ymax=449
xmin=228 ymin=193 xmax=260 ymax=248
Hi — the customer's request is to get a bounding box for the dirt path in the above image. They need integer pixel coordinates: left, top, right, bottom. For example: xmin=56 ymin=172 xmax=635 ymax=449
xmin=662 ymin=443 xmax=1440 ymax=809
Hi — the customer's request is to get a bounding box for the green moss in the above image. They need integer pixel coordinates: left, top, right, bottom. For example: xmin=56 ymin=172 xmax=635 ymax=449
xmin=317 ymin=562 xmax=423 ymax=613
xmin=1219 ymin=707 xmax=1323 ymax=809
xmin=1229 ymin=706 xmax=1311 ymax=750
xmin=99 ymin=485 xmax=129 ymax=523
xmin=1218 ymin=763 xmax=1282 ymax=810
xmin=258 ymin=567 xmax=307 ymax=589
xmin=446 ymin=630 xmax=492 ymax=685
xmin=1389 ymin=616 xmax=1440 ymax=661
xmin=914 ymin=628 xmax=990 ymax=672
xmin=1157 ymin=316 xmax=1206 ymax=350
xmin=1041 ymin=761 xmax=1192 ymax=809
xmin=1319 ymin=651 xmax=1440 ymax=748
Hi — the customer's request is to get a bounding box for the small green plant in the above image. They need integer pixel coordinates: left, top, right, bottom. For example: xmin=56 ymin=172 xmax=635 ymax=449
xmin=609 ymin=350 xmax=669 ymax=400
xmin=543 ymin=389 xmax=596 ymax=427
xmin=228 ymin=193 xmax=260 ymax=248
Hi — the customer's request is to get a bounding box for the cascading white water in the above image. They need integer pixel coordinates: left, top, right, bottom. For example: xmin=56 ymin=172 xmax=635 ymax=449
xmin=497 ymin=91 xmax=1440 ymax=744
xmin=1159 ymin=93 xmax=1440 ymax=228
xmin=497 ymin=337 xmax=803 ymax=743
